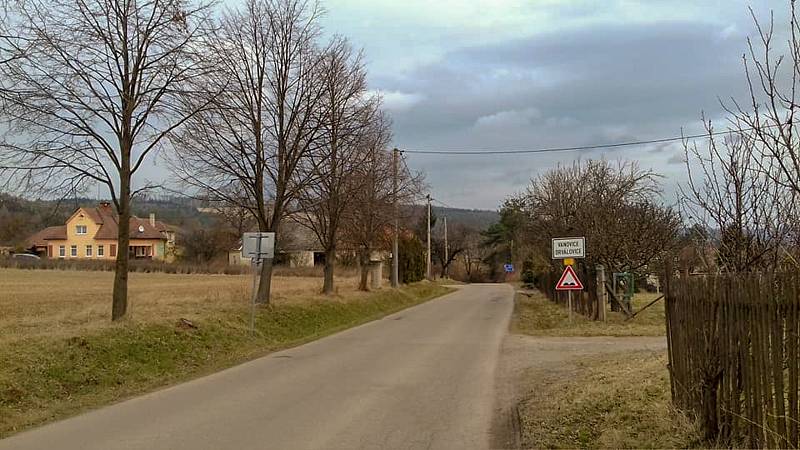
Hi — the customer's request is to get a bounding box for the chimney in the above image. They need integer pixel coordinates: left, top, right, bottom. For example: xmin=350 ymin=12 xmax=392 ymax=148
xmin=149 ymin=213 xmax=156 ymax=227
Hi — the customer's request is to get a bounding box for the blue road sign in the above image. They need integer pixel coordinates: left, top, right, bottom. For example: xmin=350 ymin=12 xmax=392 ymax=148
xmin=504 ymin=263 xmax=514 ymax=273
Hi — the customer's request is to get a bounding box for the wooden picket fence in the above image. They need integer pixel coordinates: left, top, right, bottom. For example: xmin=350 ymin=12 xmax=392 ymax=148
xmin=536 ymin=264 xmax=601 ymax=320
xmin=665 ymin=272 xmax=800 ymax=447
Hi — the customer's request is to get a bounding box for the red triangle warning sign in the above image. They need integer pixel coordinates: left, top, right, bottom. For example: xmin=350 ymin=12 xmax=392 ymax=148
xmin=556 ymin=265 xmax=584 ymax=290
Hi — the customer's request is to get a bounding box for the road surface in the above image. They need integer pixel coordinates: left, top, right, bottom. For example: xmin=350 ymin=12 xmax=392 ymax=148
xmin=0 ymin=284 xmax=514 ymax=450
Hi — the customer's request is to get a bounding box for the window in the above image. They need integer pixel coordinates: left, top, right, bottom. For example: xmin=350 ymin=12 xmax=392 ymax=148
xmin=97 ymin=245 xmax=104 ymax=257
xmin=47 ymin=246 xmax=53 ymax=258
xmin=70 ymin=245 xmax=77 ymax=257
xmin=85 ymin=245 xmax=92 ymax=257
xmin=110 ymin=244 xmax=117 ymax=257
xmin=59 ymin=245 xmax=65 ymax=258
xmin=75 ymin=225 xmax=87 ymax=235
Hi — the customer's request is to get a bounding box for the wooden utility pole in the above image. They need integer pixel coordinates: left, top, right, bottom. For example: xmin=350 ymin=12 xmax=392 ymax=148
xmin=596 ymin=264 xmax=606 ymax=321
xmin=443 ymin=215 xmax=448 ymax=279
xmin=426 ymin=193 xmax=431 ymax=280
xmin=392 ymin=148 xmax=399 ymax=288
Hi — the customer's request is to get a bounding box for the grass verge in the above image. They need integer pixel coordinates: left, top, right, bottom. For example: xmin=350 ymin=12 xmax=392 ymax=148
xmin=512 ymin=289 xmax=665 ymax=336
xmin=0 ymin=282 xmax=451 ymax=438
xmin=518 ymin=351 xmax=701 ymax=449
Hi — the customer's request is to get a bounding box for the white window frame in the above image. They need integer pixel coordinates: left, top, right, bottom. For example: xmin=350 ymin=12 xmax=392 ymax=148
xmin=70 ymin=245 xmax=77 ymax=257
xmin=75 ymin=225 xmax=87 ymax=235
xmin=85 ymin=245 xmax=92 ymax=257
xmin=59 ymin=245 xmax=65 ymax=258
xmin=97 ymin=245 xmax=104 ymax=257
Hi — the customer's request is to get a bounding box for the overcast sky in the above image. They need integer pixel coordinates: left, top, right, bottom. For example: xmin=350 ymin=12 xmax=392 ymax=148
xmin=314 ymin=0 xmax=786 ymax=210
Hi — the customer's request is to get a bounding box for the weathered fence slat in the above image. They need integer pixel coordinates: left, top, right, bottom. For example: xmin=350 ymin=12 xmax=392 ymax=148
xmin=665 ymin=272 xmax=800 ymax=447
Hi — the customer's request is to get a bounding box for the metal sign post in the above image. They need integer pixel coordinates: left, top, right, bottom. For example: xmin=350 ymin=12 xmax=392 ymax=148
xmin=568 ymin=291 xmax=572 ymax=322
xmin=243 ymin=232 xmax=276 ymax=335
xmin=250 ymin=261 xmax=259 ymax=334
xmin=556 ymin=265 xmax=584 ymax=322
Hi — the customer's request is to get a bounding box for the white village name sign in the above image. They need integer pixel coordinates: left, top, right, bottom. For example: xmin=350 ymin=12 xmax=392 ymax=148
xmin=551 ymin=237 xmax=586 ymax=259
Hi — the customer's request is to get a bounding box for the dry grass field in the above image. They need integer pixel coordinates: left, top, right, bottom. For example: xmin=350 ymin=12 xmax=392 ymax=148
xmin=0 ymin=268 xmax=373 ymax=344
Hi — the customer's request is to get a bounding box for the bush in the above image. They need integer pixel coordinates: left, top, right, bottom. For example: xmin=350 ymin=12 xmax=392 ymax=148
xmin=521 ymin=259 xmax=536 ymax=286
xmin=398 ymin=235 xmax=425 ymax=283
xmin=0 ymin=256 xmax=251 ymax=275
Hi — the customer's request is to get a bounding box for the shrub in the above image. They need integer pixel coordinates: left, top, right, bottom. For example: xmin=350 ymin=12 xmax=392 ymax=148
xmin=0 ymin=256 xmax=252 ymax=275
xmin=521 ymin=259 xmax=536 ymax=286
xmin=399 ymin=235 xmax=425 ymax=283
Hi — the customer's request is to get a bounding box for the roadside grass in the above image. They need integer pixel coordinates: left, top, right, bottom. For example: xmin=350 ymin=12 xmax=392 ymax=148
xmin=0 ymin=268 xmax=451 ymax=438
xmin=512 ymin=289 xmax=665 ymax=337
xmin=518 ymin=351 xmax=701 ymax=449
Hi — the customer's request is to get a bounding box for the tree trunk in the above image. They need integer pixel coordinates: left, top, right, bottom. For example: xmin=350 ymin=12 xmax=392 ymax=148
xmin=323 ymin=247 xmax=335 ymax=295
xmin=358 ymin=248 xmax=369 ymax=291
xmin=256 ymin=257 xmax=273 ymax=304
xmin=111 ymin=179 xmax=130 ymax=321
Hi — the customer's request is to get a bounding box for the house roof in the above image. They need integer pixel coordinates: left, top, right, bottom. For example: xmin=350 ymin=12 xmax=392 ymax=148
xmin=26 ymin=225 xmax=67 ymax=247
xmin=94 ymin=217 xmax=167 ymax=240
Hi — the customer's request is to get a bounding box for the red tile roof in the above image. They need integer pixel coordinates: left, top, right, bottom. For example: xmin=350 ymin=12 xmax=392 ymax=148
xmin=26 ymin=225 xmax=67 ymax=247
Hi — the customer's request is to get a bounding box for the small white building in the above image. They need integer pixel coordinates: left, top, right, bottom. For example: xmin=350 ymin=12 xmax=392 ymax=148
xmin=229 ymin=217 xmax=324 ymax=268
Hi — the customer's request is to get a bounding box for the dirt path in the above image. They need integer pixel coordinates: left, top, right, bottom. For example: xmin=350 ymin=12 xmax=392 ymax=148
xmin=490 ymin=334 xmax=667 ymax=449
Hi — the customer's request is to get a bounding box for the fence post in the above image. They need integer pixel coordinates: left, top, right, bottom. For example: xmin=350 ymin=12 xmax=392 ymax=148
xmin=596 ymin=265 xmax=606 ymax=322
xmin=663 ymin=259 xmax=676 ymax=403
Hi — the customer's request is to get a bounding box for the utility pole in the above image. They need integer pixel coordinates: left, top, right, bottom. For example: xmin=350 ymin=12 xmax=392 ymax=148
xmin=426 ymin=193 xmax=431 ymax=280
xmin=392 ymin=148 xmax=399 ymax=288
xmin=443 ymin=215 xmax=448 ymax=279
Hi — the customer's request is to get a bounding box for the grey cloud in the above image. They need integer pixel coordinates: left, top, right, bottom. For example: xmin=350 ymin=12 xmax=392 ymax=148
xmin=374 ymin=15 xmax=775 ymax=209
xmin=667 ymin=152 xmax=687 ymax=165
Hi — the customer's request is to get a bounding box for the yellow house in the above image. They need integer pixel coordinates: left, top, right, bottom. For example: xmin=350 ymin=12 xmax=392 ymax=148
xmin=26 ymin=202 xmax=176 ymax=261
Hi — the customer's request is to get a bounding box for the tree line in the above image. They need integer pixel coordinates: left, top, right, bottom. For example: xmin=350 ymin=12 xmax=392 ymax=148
xmin=0 ymin=0 xmax=422 ymax=320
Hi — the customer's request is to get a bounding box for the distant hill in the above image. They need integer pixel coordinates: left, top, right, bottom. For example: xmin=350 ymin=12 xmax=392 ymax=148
xmin=404 ymin=204 xmax=498 ymax=231
xmin=432 ymin=206 xmax=499 ymax=230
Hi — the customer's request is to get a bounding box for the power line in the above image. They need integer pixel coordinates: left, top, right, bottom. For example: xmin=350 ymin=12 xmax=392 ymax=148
xmin=399 ymin=123 xmax=784 ymax=156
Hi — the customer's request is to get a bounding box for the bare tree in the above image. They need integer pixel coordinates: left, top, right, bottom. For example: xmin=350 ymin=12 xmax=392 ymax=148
xmin=0 ymin=0 xmax=214 ymax=320
xmin=681 ymin=118 xmax=793 ymax=271
xmin=727 ymin=4 xmax=800 ymax=196
xmin=342 ymin=118 xmax=423 ymax=290
xmin=297 ymin=36 xmax=374 ymax=295
xmin=0 ymin=1 xmax=17 ymax=65
xmin=521 ymin=160 xmax=681 ymax=274
xmin=459 ymin=231 xmax=489 ymax=281
xmin=432 ymin=221 xmax=471 ymax=279
xmin=0 ymin=0 xmax=32 ymax=70
xmin=675 ymin=3 xmax=800 ymax=272
xmin=169 ymin=0 xmax=326 ymax=304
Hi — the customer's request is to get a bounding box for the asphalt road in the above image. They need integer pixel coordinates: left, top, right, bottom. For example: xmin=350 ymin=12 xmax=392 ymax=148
xmin=0 ymin=284 xmax=514 ymax=450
